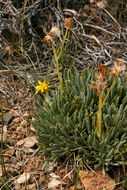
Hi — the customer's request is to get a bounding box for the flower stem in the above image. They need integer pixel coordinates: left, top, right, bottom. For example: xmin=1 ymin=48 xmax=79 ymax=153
xmin=58 ymin=28 xmax=69 ymax=59
xmin=102 ymin=77 xmax=117 ymax=106
xmin=51 ymin=44 xmax=63 ymax=89
xmin=97 ymin=90 xmax=103 ymax=140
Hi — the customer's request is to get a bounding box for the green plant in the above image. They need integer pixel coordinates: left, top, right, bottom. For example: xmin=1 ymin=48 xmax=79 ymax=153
xmin=32 ymin=66 xmax=127 ymax=171
xmin=42 ymin=18 xmax=74 ymax=90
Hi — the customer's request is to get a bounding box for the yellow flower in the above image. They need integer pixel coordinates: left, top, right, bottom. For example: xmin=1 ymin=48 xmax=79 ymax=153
xmin=36 ymin=81 xmax=50 ymax=94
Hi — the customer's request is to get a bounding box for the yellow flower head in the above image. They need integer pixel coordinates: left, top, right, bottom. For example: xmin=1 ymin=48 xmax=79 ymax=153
xmin=36 ymin=81 xmax=50 ymax=94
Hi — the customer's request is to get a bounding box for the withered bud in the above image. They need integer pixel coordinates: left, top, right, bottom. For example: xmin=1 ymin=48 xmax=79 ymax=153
xmin=43 ymin=34 xmax=54 ymax=45
xmin=110 ymin=60 xmax=126 ymax=77
xmin=49 ymin=26 xmax=62 ymax=42
xmin=98 ymin=64 xmax=108 ymax=77
xmin=91 ymin=80 xmax=107 ymax=94
xmin=43 ymin=25 xmax=62 ymax=45
xmin=64 ymin=17 xmax=74 ymax=29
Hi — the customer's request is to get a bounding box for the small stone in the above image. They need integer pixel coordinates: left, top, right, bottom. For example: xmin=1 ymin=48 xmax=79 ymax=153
xmin=3 ymin=112 xmax=13 ymax=124
xmin=24 ymin=136 xmax=37 ymax=148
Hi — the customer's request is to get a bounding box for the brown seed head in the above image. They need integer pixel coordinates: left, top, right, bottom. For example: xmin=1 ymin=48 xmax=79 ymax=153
xmin=49 ymin=25 xmax=62 ymax=42
xmin=110 ymin=60 xmax=126 ymax=77
xmin=91 ymin=64 xmax=108 ymax=94
xmin=43 ymin=34 xmax=53 ymax=45
xmin=91 ymin=80 xmax=106 ymax=94
xmin=43 ymin=25 xmax=62 ymax=45
xmin=64 ymin=17 xmax=74 ymax=29
xmin=98 ymin=64 xmax=108 ymax=77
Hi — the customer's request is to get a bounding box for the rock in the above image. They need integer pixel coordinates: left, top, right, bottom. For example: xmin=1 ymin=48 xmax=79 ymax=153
xmin=3 ymin=112 xmax=13 ymax=124
xmin=24 ymin=136 xmax=37 ymax=148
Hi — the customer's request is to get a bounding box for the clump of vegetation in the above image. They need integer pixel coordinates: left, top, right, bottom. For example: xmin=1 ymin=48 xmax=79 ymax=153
xmin=33 ymin=60 xmax=127 ymax=171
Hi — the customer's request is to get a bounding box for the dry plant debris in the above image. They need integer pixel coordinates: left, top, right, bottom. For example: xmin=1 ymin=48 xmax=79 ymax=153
xmin=79 ymin=170 xmax=116 ymax=190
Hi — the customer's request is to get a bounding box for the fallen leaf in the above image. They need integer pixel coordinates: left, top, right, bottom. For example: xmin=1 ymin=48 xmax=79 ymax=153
xmin=15 ymin=172 xmax=30 ymax=184
xmin=79 ymin=170 xmax=115 ymax=190
xmin=5 ymin=149 xmax=14 ymax=155
xmin=16 ymin=139 xmax=24 ymax=146
xmin=49 ymin=173 xmax=60 ymax=179
xmin=69 ymin=183 xmax=84 ymax=190
xmin=48 ymin=179 xmax=65 ymax=189
xmin=12 ymin=117 xmax=21 ymax=123
xmin=20 ymin=120 xmax=28 ymax=128
xmin=22 ymin=183 xmax=36 ymax=190
xmin=23 ymin=112 xmax=30 ymax=120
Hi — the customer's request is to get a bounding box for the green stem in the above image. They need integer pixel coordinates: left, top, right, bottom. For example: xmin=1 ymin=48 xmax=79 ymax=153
xmin=64 ymin=29 xmax=70 ymax=54
xmin=51 ymin=44 xmax=63 ymax=89
xmin=97 ymin=90 xmax=102 ymax=140
xmin=0 ymin=176 xmax=10 ymax=190
xmin=103 ymin=180 xmax=125 ymax=190
xmin=74 ymin=159 xmax=82 ymax=190
xmin=58 ymin=28 xmax=69 ymax=59
xmin=102 ymin=77 xmax=117 ymax=106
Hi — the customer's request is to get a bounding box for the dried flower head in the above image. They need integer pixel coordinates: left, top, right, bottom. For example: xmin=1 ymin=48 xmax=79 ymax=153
xmin=64 ymin=17 xmax=74 ymax=29
xmin=43 ymin=25 xmax=62 ymax=45
xmin=49 ymin=25 xmax=62 ymax=42
xmin=36 ymin=81 xmax=50 ymax=94
xmin=91 ymin=80 xmax=107 ymax=94
xmin=91 ymin=64 xmax=108 ymax=94
xmin=98 ymin=64 xmax=108 ymax=77
xmin=110 ymin=60 xmax=126 ymax=77
xmin=43 ymin=34 xmax=54 ymax=45
xmin=5 ymin=46 xmax=11 ymax=52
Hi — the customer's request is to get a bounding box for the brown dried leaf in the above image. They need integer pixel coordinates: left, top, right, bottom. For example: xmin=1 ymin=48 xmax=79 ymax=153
xmin=16 ymin=139 xmax=24 ymax=146
xmin=23 ymin=112 xmax=30 ymax=120
xmin=69 ymin=183 xmax=84 ymax=190
xmin=48 ymin=179 xmax=66 ymax=189
xmin=5 ymin=149 xmax=14 ymax=155
xmin=19 ymin=120 xmax=28 ymax=128
xmin=15 ymin=172 xmax=30 ymax=184
xmin=12 ymin=117 xmax=21 ymax=123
